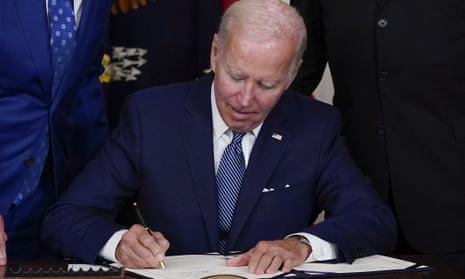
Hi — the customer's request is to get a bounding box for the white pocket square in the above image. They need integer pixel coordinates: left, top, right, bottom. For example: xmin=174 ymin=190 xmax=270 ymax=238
xmin=262 ymin=184 xmax=291 ymax=192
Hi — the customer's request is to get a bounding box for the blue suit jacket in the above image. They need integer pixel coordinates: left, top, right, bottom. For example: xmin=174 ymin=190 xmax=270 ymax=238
xmin=43 ymin=74 xmax=396 ymax=263
xmin=0 ymin=0 xmax=112 ymax=214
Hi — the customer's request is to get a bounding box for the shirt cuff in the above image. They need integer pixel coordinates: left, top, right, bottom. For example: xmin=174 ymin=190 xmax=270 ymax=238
xmin=286 ymin=232 xmax=338 ymax=262
xmin=99 ymin=229 xmax=128 ymax=262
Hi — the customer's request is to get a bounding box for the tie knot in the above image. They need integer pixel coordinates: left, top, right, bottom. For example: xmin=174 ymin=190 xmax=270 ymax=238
xmin=232 ymin=132 xmax=245 ymax=144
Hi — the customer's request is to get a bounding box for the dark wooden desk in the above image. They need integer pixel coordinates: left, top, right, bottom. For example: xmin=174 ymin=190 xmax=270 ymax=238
xmin=0 ymin=260 xmax=123 ymax=279
xmin=398 ymin=255 xmax=464 ymax=279
xmin=1 ymin=255 xmax=463 ymax=279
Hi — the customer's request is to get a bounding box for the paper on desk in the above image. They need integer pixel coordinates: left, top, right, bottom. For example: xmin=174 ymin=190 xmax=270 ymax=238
xmin=299 ymin=254 xmax=425 ymax=274
xmin=115 ymin=254 xmax=426 ymax=279
xmin=116 ymin=255 xmax=277 ymax=279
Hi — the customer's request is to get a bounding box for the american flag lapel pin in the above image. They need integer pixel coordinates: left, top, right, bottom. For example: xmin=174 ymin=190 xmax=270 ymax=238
xmin=272 ymin=132 xmax=283 ymax=141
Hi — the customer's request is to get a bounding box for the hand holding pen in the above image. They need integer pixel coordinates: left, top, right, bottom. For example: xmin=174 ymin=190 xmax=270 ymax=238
xmin=133 ymin=202 xmax=166 ymax=269
xmin=114 ymin=203 xmax=169 ymax=269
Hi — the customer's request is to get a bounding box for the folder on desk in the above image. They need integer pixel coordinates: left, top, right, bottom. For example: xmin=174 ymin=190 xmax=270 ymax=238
xmin=273 ymin=254 xmax=434 ymax=278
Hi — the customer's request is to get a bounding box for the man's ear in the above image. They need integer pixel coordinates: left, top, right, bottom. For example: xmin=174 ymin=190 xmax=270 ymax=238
xmin=286 ymin=58 xmax=303 ymax=89
xmin=210 ymin=34 xmax=219 ymax=73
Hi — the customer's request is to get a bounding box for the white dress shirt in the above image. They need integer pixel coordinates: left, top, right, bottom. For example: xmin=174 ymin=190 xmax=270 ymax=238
xmin=211 ymin=85 xmax=261 ymax=173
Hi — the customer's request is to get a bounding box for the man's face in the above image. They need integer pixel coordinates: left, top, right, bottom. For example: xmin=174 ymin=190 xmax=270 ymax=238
xmin=210 ymin=31 xmax=298 ymax=133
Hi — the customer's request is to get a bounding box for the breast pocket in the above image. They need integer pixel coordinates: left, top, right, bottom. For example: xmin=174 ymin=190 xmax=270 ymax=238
xmin=259 ymin=179 xmax=312 ymax=207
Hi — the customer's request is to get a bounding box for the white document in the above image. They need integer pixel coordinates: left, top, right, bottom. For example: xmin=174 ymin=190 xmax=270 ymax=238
xmin=114 ymin=254 xmax=428 ymax=279
xmin=298 ymin=254 xmax=425 ymax=274
xmin=116 ymin=255 xmax=272 ymax=279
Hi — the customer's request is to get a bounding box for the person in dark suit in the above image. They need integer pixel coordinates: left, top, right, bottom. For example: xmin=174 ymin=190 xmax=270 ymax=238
xmin=42 ymin=0 xmax=396 ymax=275
xmin=0 ymin=0 xmax=112 ymax=262
xmin=291 ymin=0 xmax=465 ymax=274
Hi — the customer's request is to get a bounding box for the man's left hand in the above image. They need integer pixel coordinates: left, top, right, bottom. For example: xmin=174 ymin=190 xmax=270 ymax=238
xmin=225 ymin=237 xmax=311 ymax=275
xmin=0 ymin=215 xmax=7 ymax=266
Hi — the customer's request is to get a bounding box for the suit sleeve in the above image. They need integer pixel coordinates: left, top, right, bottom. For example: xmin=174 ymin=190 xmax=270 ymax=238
xmin=304 ymin=109 xmax=397 ymax=262
xmin=42 ymin=95 xmax=144 ymax=263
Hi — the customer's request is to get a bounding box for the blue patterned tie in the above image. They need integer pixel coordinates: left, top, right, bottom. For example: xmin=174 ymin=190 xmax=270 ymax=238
xmin=216 ymin=131 xmax=246 ymax=253
xmin=49 ymin=0 xmax=76 ymax=98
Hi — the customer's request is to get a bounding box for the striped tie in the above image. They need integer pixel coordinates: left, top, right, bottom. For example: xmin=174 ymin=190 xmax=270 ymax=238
xmin=216 ymin=131 xmax=246 ymax=253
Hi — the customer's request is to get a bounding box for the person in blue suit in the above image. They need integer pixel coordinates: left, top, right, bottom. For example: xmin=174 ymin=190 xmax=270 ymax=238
xmin=0 ymin=0 xmax=112 ymax=262
xmin=42 ymin=0 xmax=396 ymax=275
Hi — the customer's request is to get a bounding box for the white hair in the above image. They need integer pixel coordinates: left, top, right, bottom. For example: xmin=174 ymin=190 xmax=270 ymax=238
xmin=216 ymin=0 xmax=307 ymax=74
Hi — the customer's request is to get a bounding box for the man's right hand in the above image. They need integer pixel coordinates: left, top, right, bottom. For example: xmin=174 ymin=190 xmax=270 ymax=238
xmin=0 ymin=215 xmax=7 ymax=266
xmin=115 ymin=224 xmax=169 ymax=268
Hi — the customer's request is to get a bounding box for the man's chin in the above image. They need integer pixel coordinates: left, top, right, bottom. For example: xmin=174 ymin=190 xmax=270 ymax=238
xmin=227 ymin=121 xmax=259 ymax=133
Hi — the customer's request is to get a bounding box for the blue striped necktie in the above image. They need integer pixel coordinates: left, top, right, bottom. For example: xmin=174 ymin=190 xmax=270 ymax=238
xmin=216 ymin=131 xmax=246 ymax=253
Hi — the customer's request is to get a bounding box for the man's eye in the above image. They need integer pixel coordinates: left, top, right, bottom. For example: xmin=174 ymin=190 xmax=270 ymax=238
xmin=231 ymin=75 xmax=245 ymax=81
xmin=258 ymin=83 xmax=276 ymax=90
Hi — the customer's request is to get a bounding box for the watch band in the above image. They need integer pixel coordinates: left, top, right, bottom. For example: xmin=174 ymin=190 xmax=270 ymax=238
xmin=297 ymin=235 xmax=312 ymax=247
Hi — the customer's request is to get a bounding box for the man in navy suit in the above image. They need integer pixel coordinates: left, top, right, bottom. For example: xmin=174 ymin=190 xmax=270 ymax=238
xmin=0 ymin=0 xmax=112 ymax=262
xmin=42 ymin=0 xmax=396 ymax=275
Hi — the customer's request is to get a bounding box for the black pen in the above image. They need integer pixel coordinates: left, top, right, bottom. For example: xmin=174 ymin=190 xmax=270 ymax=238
xmin=133 ymin=202 xmax=166 ymax=269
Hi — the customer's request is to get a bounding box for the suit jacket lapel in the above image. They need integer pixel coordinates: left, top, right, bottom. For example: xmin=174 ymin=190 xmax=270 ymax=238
xmin=180 ymin=75 xmax=220 ymax=250
xmin=228 ymin=92 xmax=292 ymax=250
xmin=15 ymin=0 xmax=53 ymax=96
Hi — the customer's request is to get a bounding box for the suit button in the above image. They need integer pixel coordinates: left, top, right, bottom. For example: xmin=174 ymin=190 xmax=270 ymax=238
xmin=377 ymin=19 xmax=388 ymax=28
xmin=24 ymin=157 xmax=34 ymax=167
xmin=377 ymin=125 xmax=386 ymax=135
xmin=379 ymin=71 xmax=389 ymax=82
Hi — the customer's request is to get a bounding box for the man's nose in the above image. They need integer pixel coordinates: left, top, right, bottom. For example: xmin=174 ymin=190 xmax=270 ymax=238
xmin=239 ymin=82 xmax=255 ymax=106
